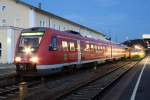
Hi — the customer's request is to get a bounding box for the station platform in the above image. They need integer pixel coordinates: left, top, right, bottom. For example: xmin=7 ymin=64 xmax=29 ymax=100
xmin=0 ymin=64 xmax=15 ymax=76
xmin=102 ymin=56 xmax=150 ymax=100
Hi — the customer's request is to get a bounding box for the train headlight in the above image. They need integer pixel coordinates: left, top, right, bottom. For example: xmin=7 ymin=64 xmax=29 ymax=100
xmin=23 ymin=47 xmax=34 ymax=54
xmin=30 ymin=57 xmax=38 ymax=63
xmin=15 ymin=57 xmax=21 ymax=62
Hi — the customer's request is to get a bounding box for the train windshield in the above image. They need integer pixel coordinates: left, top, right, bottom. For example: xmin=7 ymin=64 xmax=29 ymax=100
xmin=18 ymin=32 xmax=44 ymax=52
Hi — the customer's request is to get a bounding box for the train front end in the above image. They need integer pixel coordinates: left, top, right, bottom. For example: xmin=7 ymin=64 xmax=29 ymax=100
xmin=14 ymin=28 xmax=45 ymax=76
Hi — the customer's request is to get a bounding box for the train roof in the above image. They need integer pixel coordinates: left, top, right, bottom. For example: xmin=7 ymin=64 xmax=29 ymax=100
xmin=21 ymin=27 xmax=115 ymax=46
xmin=21 ymin=27 xmax=46 ymax=33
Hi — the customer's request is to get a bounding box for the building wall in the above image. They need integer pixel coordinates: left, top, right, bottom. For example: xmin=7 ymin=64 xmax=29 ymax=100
xmin=0 ymin=0 xmax=106 ymax=63
xmin=0 ymin=28 xmax=7 ymax=63
xmin=0 ymin=26 xmax=22 ymax=63
xmin=34 ymin=11 xmax=105 ymax=40
xmin=0 ymin=0 xmax=105 ymax=40
xmin=0 ymin=0 xmax=30 ymax=28
xmin=35 ymin=11 xmax=78 ymax=31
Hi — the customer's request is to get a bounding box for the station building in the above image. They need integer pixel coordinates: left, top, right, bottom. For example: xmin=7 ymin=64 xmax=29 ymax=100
xmin=0 ymin=0 xmax=106 ymax=63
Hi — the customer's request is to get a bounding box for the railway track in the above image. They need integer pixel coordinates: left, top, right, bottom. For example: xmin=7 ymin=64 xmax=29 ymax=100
xmin=0 ymin=71 xmax=43 ymax=100
xmin=0 ymin=78 xmax=42 ymax=100
xmin=22 ymin=60 xmax=139 ymax=100
xmin=59 ymin=62 xmax=138 ymax=100
xmin=0 ymin=59 xmax=141 ymax=100
xmin=0 ymin=73 xmax=17 ymax=88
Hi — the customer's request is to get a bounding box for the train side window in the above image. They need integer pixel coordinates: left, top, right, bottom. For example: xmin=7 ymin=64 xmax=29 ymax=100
xmin=70 ymin=42 xmax=75 ymax=51
xmin=0 ymin=43 xmax=1 ymax=57
xmin=84 ymin=44 xmax=89 ymax=51
xmin=103 ymin=46 xmax=106 ymax=51
xmin=100 ymin=46 xmax=103 ymax=50
xmin=62 ymin=41 xmax=68 ymax=51
xmin=49 ymin=36 xmax=57 ymax=51
xmin=91 ymin=45 xmax=93 ymax=49
xmin=95 ymin=45 xmax=97 ymax=51
xmin=91 ymin=44 xmax=94 ymax=51
xmin=98 ymin=46 xmax=100 ymax=50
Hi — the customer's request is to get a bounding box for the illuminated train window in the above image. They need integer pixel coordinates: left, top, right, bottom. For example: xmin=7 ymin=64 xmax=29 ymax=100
xmin=62 ymin=41 xmax=68 ymax=51
xmin=97 ymin=46 xmax=100 ymax=50
xmin=0 ymin=43 xmax=1 ymax=57
xmin=95 ymin=45 xmax=97 ymax=50
xmin=70 ymin=42 xmax=75 ymax=51
xmin=91 ymin=45 xmax=94 ymax=49
xmin=85 ymin=44 xmax=90 ymax=51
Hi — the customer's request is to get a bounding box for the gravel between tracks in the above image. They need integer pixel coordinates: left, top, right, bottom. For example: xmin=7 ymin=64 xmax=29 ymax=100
xmin=18 ymin=61 xmax=133 ymax=100
xmin=61 ymin=62 xmax=138 ymax=100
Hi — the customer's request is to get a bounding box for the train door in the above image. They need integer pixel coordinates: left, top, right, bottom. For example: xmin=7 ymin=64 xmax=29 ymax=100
xmin=77 ymin=40 xmax=81 ymax=64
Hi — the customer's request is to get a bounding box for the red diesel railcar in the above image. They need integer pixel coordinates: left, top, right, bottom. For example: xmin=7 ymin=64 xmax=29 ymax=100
xmin=14 ymin=27 xmax=128 ymax=76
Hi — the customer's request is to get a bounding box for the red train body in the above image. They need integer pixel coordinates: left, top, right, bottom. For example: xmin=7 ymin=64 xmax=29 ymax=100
xmin=14 ymin=27 xmax=128 ymax=76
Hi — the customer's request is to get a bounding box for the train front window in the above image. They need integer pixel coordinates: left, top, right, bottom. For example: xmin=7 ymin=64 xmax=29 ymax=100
xmin=19 ymin=32 xmax=44 ymax=51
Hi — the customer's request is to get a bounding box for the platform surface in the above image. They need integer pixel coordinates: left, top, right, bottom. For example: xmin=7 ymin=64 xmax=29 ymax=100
xmin=102 ymin=56 xmax=150 ymax=100
xmin=0 ymin=64 xmax=16 ymax=76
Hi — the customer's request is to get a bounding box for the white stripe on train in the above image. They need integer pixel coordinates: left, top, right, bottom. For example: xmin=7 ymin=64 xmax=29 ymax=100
xmin=37 ymin=58 xmax=108 ymax=69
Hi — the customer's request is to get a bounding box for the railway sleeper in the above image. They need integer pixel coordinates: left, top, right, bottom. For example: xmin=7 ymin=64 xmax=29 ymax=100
xmin=0 ymin=96 xmax=8 ymax=100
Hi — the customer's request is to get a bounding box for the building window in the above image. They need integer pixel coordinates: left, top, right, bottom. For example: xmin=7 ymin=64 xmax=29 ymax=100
xmin=0 ymin=5 xmax=6 ymax=12
xmin=63 ymin=27 xmax=66 ymax=30
xmin=15 ymin=18 xmax=21 ymax=27
xmin=2 ymin=19 xmax=6 ymax=23
xmin=2 ymin=6 xmax=6 ymax=11
xmin=49 ymin=18 xmax=51 ymax=28
xmin=62 ymin=41 xmax=68 ymax=51
xmin=43 ymin=21 xmax=45 ymax=27
xmin=0 ymin=43 xmax=2 ymax=57
xmin=40 ymin=20 xmax=42 ymax=27
xmin=58 ymin=26 xmax=61 ymax=31
xmin=2 ymin=19 xmax=6 ymax=26
xmin=53 ymin=24 xmax=55 ymax=29
xmin=40 ymin=20 xmax=45 ymax=27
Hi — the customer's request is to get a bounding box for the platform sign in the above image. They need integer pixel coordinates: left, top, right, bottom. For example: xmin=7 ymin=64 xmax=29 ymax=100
xmin=143 ymin=34 xmax=150 ymax=39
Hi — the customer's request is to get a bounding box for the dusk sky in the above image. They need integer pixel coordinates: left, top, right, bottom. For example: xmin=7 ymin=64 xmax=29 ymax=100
xmin=23 ymin=0 xmax=150 ymax=43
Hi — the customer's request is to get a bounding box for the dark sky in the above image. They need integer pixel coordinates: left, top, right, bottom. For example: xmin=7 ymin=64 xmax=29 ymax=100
xmin=23 ymin=0 xmax=150 ymax=43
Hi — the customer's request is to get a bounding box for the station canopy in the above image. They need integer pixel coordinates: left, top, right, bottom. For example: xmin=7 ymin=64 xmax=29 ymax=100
xmin=143 ymin=34 xmax=150 ymax=39
xmin=142 ymin=34 xmax=150 ymax=48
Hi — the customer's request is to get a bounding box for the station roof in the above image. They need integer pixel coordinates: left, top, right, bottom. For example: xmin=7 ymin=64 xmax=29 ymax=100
xmin=143 ymin=34 xmax=150 ymax=39
xmin=123 ymin=39 xmax=150 ymax=48
xmin=15 ymin=0 xmax=106 ymax=37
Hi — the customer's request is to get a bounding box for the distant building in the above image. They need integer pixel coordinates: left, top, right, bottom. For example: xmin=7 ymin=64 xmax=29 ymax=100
xmin=0 ymin=0 xmax=106 ymax=63
xmin=143 ymin=34 xmax=150 ymax=39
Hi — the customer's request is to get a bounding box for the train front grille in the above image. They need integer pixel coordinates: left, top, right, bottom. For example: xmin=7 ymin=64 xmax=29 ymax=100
xmin=17 ymin=64 xmax=37 ymax=72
